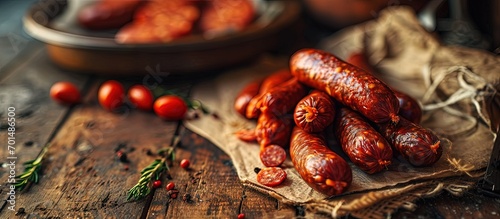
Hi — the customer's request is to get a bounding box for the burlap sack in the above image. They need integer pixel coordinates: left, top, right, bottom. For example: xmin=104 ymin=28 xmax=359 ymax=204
xmin=185 ymin=6 xmax=498 ymax=219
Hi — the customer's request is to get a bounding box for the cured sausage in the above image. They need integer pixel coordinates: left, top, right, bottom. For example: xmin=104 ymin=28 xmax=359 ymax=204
xmin=246 ymin=70 xmax=293 ymax=119
xmin=290 ymin=127 xmax=352 ymax=196
xmin=377 ymin=117 xmax=442 ymax=167
xmin=290 ymin=48 xmax=400 ymax=124
xmin=346 ymin=52 xmax=422 ymax=124
xmin=255 ymin=113 xmax=293 ymax=148
xmin=198 ymin=0 xmax=255 ymax=35
xmin=116 ymin=0 xmax=200 ymax=43
xmin=256 ymin=167 xmax=287 ymax=187
xmin=260 ymin=145 xmax=287 ymax=167
xmin=334 ymin=107 xmax=393 ymax=174
xmin=294 ymin=90 xmax=336 ymax=133
xmin=234 ymin=78 xmax=263 ymax=118
xmin=257 ymin=78 xmax=308 ymax=116
xmin=78 ymin=0 xmax=143 ymax=30
xmin=393 ymin=90 xmax=422 ymax=124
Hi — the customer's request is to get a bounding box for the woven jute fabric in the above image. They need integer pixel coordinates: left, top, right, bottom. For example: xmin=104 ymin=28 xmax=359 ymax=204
xmin=185 ymin=6 xmax=498 ymax=218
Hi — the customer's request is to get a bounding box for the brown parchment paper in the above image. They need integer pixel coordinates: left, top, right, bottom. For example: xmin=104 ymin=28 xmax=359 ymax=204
xmin=184 ymin=6 xmax=497 ymax=218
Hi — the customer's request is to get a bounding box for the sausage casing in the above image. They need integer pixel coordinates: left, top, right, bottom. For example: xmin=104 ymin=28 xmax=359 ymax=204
xmin=290 ymin=127 xmax=352 ymax=196
xmin=234 ymin=78 xmax=263 ymax=118
xmin=334 ymin=107 xmax=393 ymax=174
xmin=255 ymin=113 xmax=293 ymax=148
xmin=393 ymin=90 xmax=422 ymax=124
xmin=377 ymin=117 xmax=442 ymax=167
xmin=257 ymin=78 xmax=308 ymax=116
xmin=290 ymin=48 xmax=400 ymax=124
xmin=294 ymin=90 xmax=336 ymax=133
xmin=246 ymin=70 xmax=293 ymax=119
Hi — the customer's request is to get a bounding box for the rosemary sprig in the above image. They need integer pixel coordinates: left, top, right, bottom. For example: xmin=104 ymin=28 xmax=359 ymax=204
xmin=13 ymin=146 xmax=48 ymax=191
xmin=126 ymin=137 xmax=179 ymax=201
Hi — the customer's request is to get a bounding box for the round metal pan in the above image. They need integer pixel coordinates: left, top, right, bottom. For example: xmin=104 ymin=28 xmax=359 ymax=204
xmin=23 ymin=0 xmax=301 ymax=76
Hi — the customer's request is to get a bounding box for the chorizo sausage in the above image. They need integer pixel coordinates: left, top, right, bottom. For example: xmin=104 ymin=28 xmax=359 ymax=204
xmin=290 ymin=127 xmax=352 ymax=196
xmin=255 ymin=113 xmax=293 ymax=148
xmin=246 ymin=69 xmax=293 ymax=119
xmin=257 ymin=78 xmax=308 ymax=116
xmin=198 ymin=0 xmax=255 ymax=35
xmin=347 ymin=52 xmax=423 ymax=124
xmin=333 ymin=107 xmax=393 ymax=174
xmin=294 ymin=90 xmax=336 ymax=133
xmin=260 ymin=145 xmax=287 ymax=167
xmin=234 ymin=78 xmax=263 ymax=118
xmin=377 ymin=117 xmax=442 ymax=167
xmin=393 ymin=90 xmax=423 ymax=124
xmin=256 ymin=167 xmax=287 ymax=187
xmin=116 ymin=0 xmax=200 ymax=43
xmin=78 ymin=0 xmax=143 ymax=30
xmin=290 ymin=48 xmax=400 ymax=124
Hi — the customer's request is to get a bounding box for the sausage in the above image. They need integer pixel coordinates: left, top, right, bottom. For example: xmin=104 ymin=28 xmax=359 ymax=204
xmin=198 ymin=0 xmax=255 ymax=35
xmin=255 ymin=113 xmax=293 ymax=148
xmin=234 ymin=129 xmax=257 ymax=142
xmin=377 ymin=117 xmax=442 ymax=167
xmin=333 ymin=107 xmax=393 ymax=174
xmin=290 ymin=48 xmax=400 ymax=124
xmin=294 ymin=90 xmax=336 ymax=133
xmin=346 ymin=52 xmax=422 ymax=124
xmin=234 ymin=78 xmax=263 ymax=118
xmin=257 ymin=78 xmax=308 ymax=116
xmin=260 ymin=145 xmax=287 ymax=167
xmin=290 ymin=127 xmax=352 ymax=196
xmin=78 ymin=0 xmax=143 ymax=30
xmin=246 ymin=69 xmax=293 ymax=119
xmin=256 ymin=167 xmax=287 ymax=187
xmin=393 ymin=90 xmax=422 ymax=124
xmin=115 ymin=0 xmax=200 ymax=43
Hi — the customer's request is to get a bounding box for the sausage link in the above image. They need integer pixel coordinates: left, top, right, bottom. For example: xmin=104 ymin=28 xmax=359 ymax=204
xmin=290 ymin=127 xmax=352 ymax=196
xmin=377 ymin=117 xmax=442 ymax=167
xmin=257 ymin=78 xmax=308 ymax=116
xmin=294 ymin=90 xmax=336 ymax=133
xmin=393 ymin=90 xmax=422 ymax=124
xmin=334 ymin=107 xmax=393 ymax=174
xmin=346 ymin=52 xmax=423 ymax=124
xmin=246 ymin=70 xmax=293 ymax=119
xmin=234 ymin=78 xmax=263 ymax=118
xmin=78 ymin=0 xmax=143 ymax=30
xmin=290 ymin=49 xmax=400 ymax=124
xmin=255 ymin=113 xmax=293 ymax=148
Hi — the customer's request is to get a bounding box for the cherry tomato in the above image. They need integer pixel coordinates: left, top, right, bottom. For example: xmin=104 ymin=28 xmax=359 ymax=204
xmin=127 ymin=84 xmax=154 ymax=111
xmin=180 ymin=159 xmax=190 ymax=169
xmin=98 ymin=80 xmax=125 ymax=111
xmin=50 ymin=81 xmax=81 ymax=105
xmin=153 ymin=95 xmax=188 ymax=120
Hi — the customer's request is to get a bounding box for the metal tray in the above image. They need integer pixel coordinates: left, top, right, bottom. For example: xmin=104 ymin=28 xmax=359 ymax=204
xmin=23 ymin=0 xmax=301 ymax=76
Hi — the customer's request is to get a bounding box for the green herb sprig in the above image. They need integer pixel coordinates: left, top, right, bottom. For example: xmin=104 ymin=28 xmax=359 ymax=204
xmin=13 ymin=146 xmax=48 ymax=191
xmin=126 ymin=137 xmax=178 ymax=201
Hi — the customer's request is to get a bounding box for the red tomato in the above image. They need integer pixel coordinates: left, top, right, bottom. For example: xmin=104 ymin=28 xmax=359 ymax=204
xmin=50 ymin=81 xmax=81 ymax=105
xmin=98 ymin=80 xmax=125 ymax=111
xmin=127 ymin=85 xmax=154 ymax=111
xmin=153 ymin=95 xmax=188 ymax=120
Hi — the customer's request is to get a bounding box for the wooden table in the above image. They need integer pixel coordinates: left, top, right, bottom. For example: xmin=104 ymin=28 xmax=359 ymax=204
xmin=1 ymin=2 xmax=500 ymax=219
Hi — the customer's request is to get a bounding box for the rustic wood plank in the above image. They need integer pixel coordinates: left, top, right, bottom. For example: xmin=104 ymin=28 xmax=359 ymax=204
xmin=145 ymin=127 xmax=297 ymax=219
xmin=1 ymin=79 xmax=178 ymax=218
xmin=0 ymin=46 xmax=90 ymax=214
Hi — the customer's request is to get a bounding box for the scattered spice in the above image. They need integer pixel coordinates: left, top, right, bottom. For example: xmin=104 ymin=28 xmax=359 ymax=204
xmin=15 ymin=207 xmax=25 ymax=216
xmin=24 ymin=141 xmax=34 ymax=147
xmin=182 ymin=193 xmax=192 ymax=202
xmin=116 ymin=150 xmax=129 ymax=163
xmin=180 ymin=159 xmax=190 ymax=169
xmin=123 ymin=165 xmax=129 ymax=171
xmin=171 ymin=193 xmax=178 ymax=199
xmin=153 ymin=180 xmax=162 ymax=189
xmin=166 ymin=182 xmax=175 ymax=191
xmin=254 ymin=167 xmax=261 ymax=174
